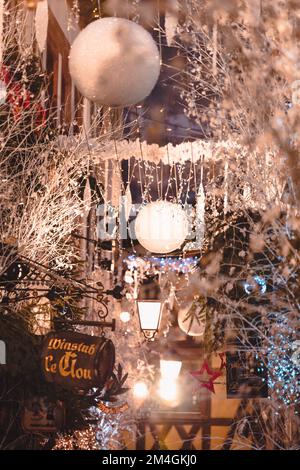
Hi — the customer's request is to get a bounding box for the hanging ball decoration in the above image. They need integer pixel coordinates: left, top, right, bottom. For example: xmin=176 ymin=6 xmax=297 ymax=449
xmin=178 ymin=302 xmax=206 ymax=337
xmin=69 ymin=17 xmax=160 ymax=107
xmin=135 ymin=201 xmax=189 ymax=254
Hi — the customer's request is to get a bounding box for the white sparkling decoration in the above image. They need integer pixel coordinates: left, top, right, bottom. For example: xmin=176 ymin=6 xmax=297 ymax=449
xmin=120 ymin=311 xmax=131 ymax=323
xmin=135 ymin=201 xmax=189 ymax=254
xmin=69 ymin=17 xmax=160 ymax=107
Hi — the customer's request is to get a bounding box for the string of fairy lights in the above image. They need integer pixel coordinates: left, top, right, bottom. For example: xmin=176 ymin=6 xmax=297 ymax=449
xmin=124 ymin=255 xmax=199 ymax=275
xmin=267 ymin=313 xmax=300 ymax=407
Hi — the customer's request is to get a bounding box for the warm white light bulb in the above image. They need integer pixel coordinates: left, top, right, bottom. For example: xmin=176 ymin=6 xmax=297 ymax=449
xmin=158 ymin=378 xmax=178 ymax=402
xmin=133 ymin=381 xmax=149 ymax=399
xmin=120 ymin=311 xmax=131 ymax=323
xmin=160 ymin=359 xmax=182 ymax=380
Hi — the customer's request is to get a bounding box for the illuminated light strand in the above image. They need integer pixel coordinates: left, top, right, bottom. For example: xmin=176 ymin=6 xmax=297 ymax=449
xmin=124 ymin=255 xmax=199 ymax=274
xmin=266 ymin=317 xmax=300 ymax=407
xmin=244 ymin=275 xmax=267 ymax=294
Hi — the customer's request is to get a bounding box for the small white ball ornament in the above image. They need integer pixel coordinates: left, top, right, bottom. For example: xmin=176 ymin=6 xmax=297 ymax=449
xmin=120 ymin=311 xmax=131 ymax=323
xmin=135 ymin=200 xmax=189 ymax=254
xmin=69 ymin=17 xmax=161 ymax=107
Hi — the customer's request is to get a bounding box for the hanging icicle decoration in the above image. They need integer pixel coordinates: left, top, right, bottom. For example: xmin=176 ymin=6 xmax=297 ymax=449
xmin=184 ymin=157 xmax=206 ymax=252
xmin=184 ymin=183 xmax=206 ymax=252
xmin=122 ymin=185 xmax=132 ymax=223
xmin=195 ymin=182 xmax=206 ymax=244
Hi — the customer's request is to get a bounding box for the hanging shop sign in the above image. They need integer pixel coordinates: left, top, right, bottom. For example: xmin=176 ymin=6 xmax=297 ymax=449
xmin=226 ymin=351 xmax=268 ymax=398
xmin=41 ymin=331 xmax=115 ymax=391
xmin=21 ymin=397 xmax=65 ymax=433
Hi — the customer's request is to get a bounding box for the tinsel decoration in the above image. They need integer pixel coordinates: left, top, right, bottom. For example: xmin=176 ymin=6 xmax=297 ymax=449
xmin=53 ymin=405 xmax=135 ymax=450
xmin=53 ymin=426 xmax=99 ymax=450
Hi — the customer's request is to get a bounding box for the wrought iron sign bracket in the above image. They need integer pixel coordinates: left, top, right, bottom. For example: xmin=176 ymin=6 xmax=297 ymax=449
xmin=62 ymin=318 xmax=116 ymax=331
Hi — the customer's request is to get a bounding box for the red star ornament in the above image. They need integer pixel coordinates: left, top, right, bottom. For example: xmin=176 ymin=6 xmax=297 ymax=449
xmin=190 ymin=360 xmax=222 ymax=394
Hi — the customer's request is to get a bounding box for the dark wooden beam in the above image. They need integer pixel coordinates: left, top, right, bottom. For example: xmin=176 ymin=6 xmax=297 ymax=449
xmin=47 ymin=7 xmax=73 ymax=124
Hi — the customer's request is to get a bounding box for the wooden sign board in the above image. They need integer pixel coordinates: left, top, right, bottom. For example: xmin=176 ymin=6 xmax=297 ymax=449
xmin=41 ymin=331 xmax=115 ymax=391
xmin=226 ymin=351 xmax=268 ymax=398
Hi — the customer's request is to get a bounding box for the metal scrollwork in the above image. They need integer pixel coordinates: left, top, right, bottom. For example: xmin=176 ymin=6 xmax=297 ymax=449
xmin=0 ymin=253 xmax=116 ymax=332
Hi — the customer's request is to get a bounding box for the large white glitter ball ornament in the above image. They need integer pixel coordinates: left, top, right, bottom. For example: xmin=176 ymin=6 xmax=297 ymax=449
xmin=135 ymin=201 xmax=189 ymax=254
xmin=69 ymin=17 xmax=161 ymax=107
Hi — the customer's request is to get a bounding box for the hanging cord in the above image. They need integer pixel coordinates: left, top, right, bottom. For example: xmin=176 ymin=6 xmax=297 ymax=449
xmin=184 ymin=143 xmax=193 ymax=206
xmin=160 ymin=160 xmax=164 ymax=200
xmin=138 ymin=139 xmax=149 ymax=203
xmin=134 ymin=105 xmax=145 ymax=202
xmin=155 ymin=162 xmax=161 ymax=200
xmin=113 ymin=138 xmax=126 ymax=197
xmin=164 ymin=143 xmax=173 ymax=200
xmin=157 ymin=0 xmax=163 ymax=65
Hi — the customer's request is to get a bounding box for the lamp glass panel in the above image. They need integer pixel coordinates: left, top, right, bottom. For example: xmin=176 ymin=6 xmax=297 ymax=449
xmin=137 ymin=301 xmax=162 ymax=331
